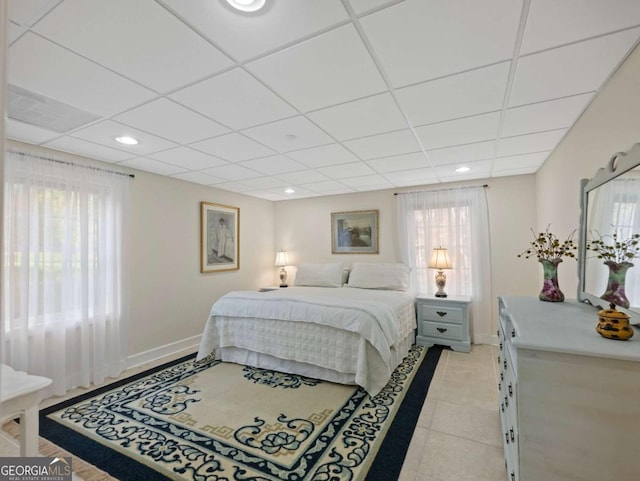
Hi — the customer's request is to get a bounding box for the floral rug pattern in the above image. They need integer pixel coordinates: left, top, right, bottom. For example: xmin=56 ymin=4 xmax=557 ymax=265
xmin=45 ymin=346 xmax=426 ymax=480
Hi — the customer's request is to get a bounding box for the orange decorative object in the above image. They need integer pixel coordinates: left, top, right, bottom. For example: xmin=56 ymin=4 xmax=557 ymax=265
xmin=596 ymin=303 xmax=634 ymax=340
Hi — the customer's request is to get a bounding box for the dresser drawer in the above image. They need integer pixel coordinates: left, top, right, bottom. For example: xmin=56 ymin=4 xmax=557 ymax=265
xmin=421 ymin=321 xmax=464 ymax=341
xmin=419 ymin=305 xmax=464 ymax=324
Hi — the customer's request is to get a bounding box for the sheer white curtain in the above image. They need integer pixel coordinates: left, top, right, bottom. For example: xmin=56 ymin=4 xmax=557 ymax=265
xmin=396 ymin=186 xmax=491 ymax=342
xmin=586 ymin=177 xmax=640 ymax=305
xmin=2 ymin=151 xmax=129 ymax=396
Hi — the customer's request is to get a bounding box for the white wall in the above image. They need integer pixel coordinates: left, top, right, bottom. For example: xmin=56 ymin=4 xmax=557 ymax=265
xmin=274 ymin=174 xmax=539 ymax=345
xmin=128 ymin=170 xmax=275 ymax=361
xmin=537 ymin=42 xmax=640 ymax=299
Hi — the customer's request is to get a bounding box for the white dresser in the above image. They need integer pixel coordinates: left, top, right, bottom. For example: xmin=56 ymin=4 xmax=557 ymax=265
xmin=497 ymin=296 xmax=640 ymax=481
xmin=416 ymin=295 xmax=471 ymax=352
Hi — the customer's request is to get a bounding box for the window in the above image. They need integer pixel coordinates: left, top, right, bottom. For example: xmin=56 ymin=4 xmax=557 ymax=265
xmin=3 ymin=151 xmax=130 ymax=395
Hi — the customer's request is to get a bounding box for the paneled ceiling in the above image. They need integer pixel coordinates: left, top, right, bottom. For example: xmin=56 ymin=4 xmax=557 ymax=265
xmin=7 ymin=0 xmax=640 ymax=200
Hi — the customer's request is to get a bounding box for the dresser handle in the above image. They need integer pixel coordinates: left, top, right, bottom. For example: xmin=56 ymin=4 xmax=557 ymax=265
xmin=508 ymin=383 xmax=513 ymax=397
xmin=500 ymin=372 xmax=504 ymax=381
xmin=436 ymin=311 xmax=447 ymax=317
xmin=511 ymin=329 xmax=516 ymax=338
xmin=511 ymin=472 xmax=515 ymax=481
xmin=510 ymin=428 xmax=515 ymax=442
xmin=498 ymin=382 xmax=502 ymax=391
xmin=505 ymin=431 xmax=510 ymax=444
xmin=501 ymin=402 xmax=504 ymax=412
xmin=437 ymin=327 xmax=447 ymax=333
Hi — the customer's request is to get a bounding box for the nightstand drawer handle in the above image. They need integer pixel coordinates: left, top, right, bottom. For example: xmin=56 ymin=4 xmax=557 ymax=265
xmin=436 ymin=327 xmax=447 ymax=333
xmin=436 ymin=311 xmax=447 ymax=317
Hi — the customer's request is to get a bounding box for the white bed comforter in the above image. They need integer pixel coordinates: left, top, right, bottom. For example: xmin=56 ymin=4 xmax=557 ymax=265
xmin=196 ymin=287 xmax=416 ymax=395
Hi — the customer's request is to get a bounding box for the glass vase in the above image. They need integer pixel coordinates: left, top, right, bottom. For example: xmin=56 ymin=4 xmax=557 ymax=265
xmin=600 ymin=261 xmax=633 ymax=309
xmin=539 ymin=258 xmax=564 ymax=302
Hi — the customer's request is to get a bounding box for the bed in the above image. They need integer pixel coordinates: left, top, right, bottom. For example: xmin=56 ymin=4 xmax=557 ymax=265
xmin=196 ymin=263 xmax=416 ymax=396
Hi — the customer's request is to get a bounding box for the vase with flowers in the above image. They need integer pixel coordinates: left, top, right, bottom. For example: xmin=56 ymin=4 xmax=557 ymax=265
xmin=518 ymin=225 xmax=578 ymax=302
xmin=586 ymin=230 xmax=640 ymax=308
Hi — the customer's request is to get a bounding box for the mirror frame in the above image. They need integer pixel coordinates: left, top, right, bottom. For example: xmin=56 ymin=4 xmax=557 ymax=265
xmin=578 ymin=142 xmax=640 ymax=314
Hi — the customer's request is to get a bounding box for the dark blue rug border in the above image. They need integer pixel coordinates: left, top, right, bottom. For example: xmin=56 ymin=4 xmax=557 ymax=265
xmin=365 ymin=344 xmax=443 ymax=481
xmin=39 ymin=353 xmax=197 ymax=481
xmin=39 ymin=346 xmax=443 ymax=481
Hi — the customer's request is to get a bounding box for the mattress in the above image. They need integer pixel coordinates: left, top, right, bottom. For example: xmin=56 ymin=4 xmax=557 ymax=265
xmin=196 ymin=286 xmax=417 ymax=395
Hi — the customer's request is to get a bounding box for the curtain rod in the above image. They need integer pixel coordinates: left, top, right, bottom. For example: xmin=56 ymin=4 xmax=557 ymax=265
xmin=7 ymin=150 xmax=135 ymax=179
xmin=394 ymin=184 xmax=488 ymax=195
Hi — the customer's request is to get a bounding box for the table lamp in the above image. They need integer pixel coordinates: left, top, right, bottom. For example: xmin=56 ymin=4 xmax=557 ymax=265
xmin=429 ymin=247 xmax=452 ymax=297
xmin=275 ymin=250 xmax=289 ymax=287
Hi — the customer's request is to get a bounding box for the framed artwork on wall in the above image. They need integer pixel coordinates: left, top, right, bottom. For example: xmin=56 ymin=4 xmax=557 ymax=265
xmin=201 ymin=202 xmax=240 ymax=273
xmin=331 ymin=209 xmax=379 ymax=254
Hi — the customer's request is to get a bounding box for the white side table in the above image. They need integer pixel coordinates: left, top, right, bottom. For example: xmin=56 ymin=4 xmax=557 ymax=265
xmin=0 ymin=364 xmax=52 ymax=456
xmin=415 ymin=295 xmax=471 ymax=352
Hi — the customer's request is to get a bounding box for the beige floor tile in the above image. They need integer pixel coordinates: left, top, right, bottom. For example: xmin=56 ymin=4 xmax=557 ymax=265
xmin=429 ymin=400 xmax=502 ymax=447
xmin=426 ymin=377 xmax=498 ymax=411
xmin=417 ymin=430 xmax=505 ymax=481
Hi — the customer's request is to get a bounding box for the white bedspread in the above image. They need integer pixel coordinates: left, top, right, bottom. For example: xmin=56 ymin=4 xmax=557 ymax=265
xmin=196 ymin=287 xmax=416 ymax=395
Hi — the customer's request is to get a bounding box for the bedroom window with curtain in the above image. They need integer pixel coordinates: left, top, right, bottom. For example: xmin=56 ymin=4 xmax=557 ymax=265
xmin=2 ymin=150 xmax=130 ymax=396
xmin=396 ymin=185 xmax=492 ymax=342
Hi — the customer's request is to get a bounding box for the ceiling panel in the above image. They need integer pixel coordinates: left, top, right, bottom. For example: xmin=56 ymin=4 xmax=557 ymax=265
xmin=246 ymin=24 xmax=387 ymax=112
xmin=70 ymin=120 xmax=178 ymax=156
xmin=32 ymin=0 xmax=233 ymax=92
xmin=162 ymin=0 xmax=349 ymax=61
xmin=240 ymin=116 xmax=334 ymax=152
xmin=415 ymin=112 xmax=501 ymax=150
xmin=510 ymin=28 xmax=640 ymax=107
xmin=114 ymin=98 xmax=230 ymax=144
xmin=287 ymin=143 xmax=361 ymax=168
xmin=396 ymin=63 xmax=511 ymax=127
xmin=307 ymin=92 xmax=408 ymax=141
xmin=190 ymin=133 xmax=275 ymax=162
xmin=521 ymin=0 xmax=640 ymax=55
xmin=6 ymin=1 xmax=640 ymax=200
xmin=239 ymin=155 xmax=307 ymax=175
xmin=360 ymin=0 xmax=523 ymax=87
xmin=147 ymin=147 xmax=229 ymax=171
xmin=9 ymin=33 xmax=156 ymax=117
xmin=344 ymin=129 xmax=421 ymax=160
xmin=170 ymin=69 xmax=297 ymax=130
xmin=501 ymin=94 xmax=593 ymax=137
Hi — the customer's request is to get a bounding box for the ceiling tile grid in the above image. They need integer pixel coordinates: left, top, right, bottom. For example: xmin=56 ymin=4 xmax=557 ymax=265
xmin=6 ymin=0 xmax=640 ymax=200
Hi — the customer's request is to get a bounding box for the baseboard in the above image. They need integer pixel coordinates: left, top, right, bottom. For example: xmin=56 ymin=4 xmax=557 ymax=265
xmin=127 ymin=335 xmax=201 ymax=370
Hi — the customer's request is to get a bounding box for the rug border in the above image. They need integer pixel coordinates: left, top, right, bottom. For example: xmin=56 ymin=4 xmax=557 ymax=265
xmin=364 ymin=344 xmax=443 ymax=481
xmin=39 ymin=347 xmax=443 ymax=481
xmin=39 ymin=353 xmax=198 ymax=481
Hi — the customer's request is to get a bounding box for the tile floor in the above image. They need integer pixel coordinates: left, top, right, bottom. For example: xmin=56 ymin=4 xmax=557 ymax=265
xmin=1 ymin=344 xmax=505 ymax=481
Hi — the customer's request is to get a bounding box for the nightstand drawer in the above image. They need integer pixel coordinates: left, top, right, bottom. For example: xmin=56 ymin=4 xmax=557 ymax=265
xmin=419 ymin=305 xmax=464 ymax=324
xmin=421 ymin=321 xmax=464 ymax=341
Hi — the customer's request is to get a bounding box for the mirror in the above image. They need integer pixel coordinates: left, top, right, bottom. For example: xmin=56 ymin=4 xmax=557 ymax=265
xmin=578 ymin=143 xmax=640 ymax=318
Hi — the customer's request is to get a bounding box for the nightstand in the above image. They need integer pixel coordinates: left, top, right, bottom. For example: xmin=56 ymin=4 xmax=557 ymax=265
xmin=259 ymin=286 xmax=281 ymax=292
xmin=415 ymin=295 xmax=471 ymax=352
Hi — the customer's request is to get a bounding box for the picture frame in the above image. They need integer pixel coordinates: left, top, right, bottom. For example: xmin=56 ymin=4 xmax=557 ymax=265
xmin=201 ymin=202 xmax=240 ymax=273
xmin=331 ymin=209 xmax=379 ymax=254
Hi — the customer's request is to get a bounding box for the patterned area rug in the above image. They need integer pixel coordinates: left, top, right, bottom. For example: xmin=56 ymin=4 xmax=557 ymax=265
xmin=40 ymin=345 xmax=441 ymax=481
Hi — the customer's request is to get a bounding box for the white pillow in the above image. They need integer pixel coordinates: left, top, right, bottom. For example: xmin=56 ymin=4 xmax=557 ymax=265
xmin=346 ymin=263 xmax=410 ymax=291
xmin=294 ymin=263 xmax=344 ymax=288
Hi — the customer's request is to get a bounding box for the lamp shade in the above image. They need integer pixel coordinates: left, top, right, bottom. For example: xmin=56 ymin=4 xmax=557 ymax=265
xmin=428 ymin=247 xmax=452 ymax=270
xmin=275 ymin=250 xmax=289 ymax=267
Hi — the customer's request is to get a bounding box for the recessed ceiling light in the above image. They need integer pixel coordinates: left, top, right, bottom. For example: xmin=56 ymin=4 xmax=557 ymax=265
xmin=284 ymin=188 xmax=295 ymax=194
xmin=456 ymin=166 xmax=470 ymax=173
xmin=225 ymin=0 xmax=266 ymax=12
xmin=115 ymin=136 xmax=139 ymax=145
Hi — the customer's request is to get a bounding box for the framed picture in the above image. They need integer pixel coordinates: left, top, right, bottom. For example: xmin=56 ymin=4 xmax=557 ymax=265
xmin=331 ymin=209 xmax=379 ymax=254
xmin=201 ymin=202 xmax=239 ymax=273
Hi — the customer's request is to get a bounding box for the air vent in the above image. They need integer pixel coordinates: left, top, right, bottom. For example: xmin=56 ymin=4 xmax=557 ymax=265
xmin=7 ymin=84 xmax=101 ymax=133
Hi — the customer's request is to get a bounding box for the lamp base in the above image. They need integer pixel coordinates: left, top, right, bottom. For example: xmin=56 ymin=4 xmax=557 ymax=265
xmin=434 ymin=269 xmax=448 ymax=298
xmin=279 ymin=267 xmax=288 ymax=288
